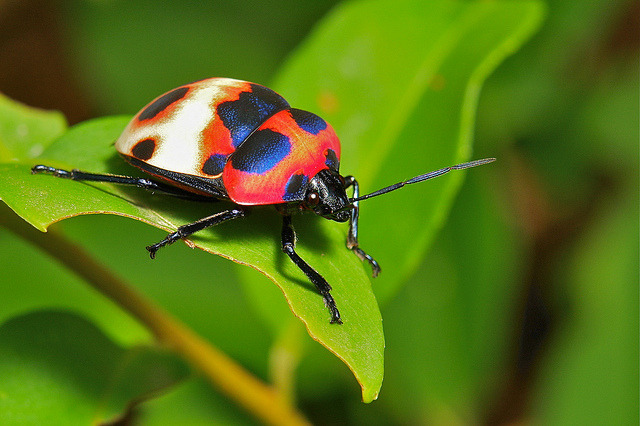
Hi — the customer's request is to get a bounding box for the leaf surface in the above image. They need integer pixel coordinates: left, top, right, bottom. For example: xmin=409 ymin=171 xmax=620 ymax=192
xmin=0 ymin=311 xmax=188 ymax=425
xmin=272 ymin=0 xmax=545 ymax=304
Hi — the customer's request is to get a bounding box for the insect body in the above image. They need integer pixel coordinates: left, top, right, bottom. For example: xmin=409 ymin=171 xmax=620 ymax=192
xmin=32 ymin=77 xmax=494 ymax=324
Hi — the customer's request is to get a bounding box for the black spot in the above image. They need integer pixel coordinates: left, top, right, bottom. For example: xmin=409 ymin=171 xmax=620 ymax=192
xmin=283 ymin=173 xmax=309 ymax=201
xmin=131 ymin=138 xmax=156 ymax=161
xmin=217 ymin=84 xmax=290 ymax=147
xmin=324 ymin=148 xmax=339 ymax=171
xmin=290 ymin=108 xmax=327 ymax=135
xmin=202 ymin=154 xmax=227 ymax=176
xmin=138 ymin=87 xmax=189 ymax=121
xmin=231 ymin=129 xmax=290 ymax=174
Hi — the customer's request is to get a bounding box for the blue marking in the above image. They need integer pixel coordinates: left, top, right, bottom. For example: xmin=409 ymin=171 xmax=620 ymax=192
xmin=290 ymin=109 xmax=327 ymax=135
xmin=283 ymin=173 xmax=308 ymax=201
xmin=202 ymin=153 xmax=227 ymax=175
xmin=231 ymin=129 xmax=291 ymax=174
xmin=217 ymin=85 xmax=290 ymax=147
xmin=324 ymin=149 xmax=339 ymax=171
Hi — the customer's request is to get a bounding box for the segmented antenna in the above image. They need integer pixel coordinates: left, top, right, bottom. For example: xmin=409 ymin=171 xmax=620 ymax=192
xmin=349 ymin=158 xmax=495 ymax=202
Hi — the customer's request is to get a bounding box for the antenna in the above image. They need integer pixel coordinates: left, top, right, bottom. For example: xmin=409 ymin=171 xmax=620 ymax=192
xmin=349 ymin=158 xmax=495 ymax=203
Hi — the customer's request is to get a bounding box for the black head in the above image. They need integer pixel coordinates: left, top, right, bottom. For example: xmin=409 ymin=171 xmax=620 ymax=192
xmin=303 ymin=169 xmax=351 ymax=222
xmin=301 ymin=158 xmax=496 ymax=222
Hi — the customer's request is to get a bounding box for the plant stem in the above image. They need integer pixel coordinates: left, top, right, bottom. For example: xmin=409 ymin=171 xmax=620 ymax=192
xmin=0 ymin=206 xmax=310 ymax=426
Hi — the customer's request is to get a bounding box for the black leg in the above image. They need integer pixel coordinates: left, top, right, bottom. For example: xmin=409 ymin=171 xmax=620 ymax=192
xmin=147 ymin=208 xmax=245 ymax=258
xmin=281 ymin=215 xmax=342 ymax=324
xmin=31 ymin=164 xmax=207 ymax=200
xmin=344 ymin=176 xmax=381 ymax=277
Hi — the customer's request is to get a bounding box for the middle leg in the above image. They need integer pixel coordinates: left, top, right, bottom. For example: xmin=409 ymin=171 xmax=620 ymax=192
xmin=280 ymin=215 xmax=342 ymax=324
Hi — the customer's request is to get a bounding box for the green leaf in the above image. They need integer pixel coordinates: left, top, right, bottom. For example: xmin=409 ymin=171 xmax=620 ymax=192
xmin=271 ymin=0 xmax=545 ymax=305
xmin=0 ymin=207 xmax=151 ymax=347
xmin=0 ymin=310 xmax=189 ymax=425
xmin=0 ymin=117 xmax=383 ymax=402
xmin=0 ymin=117 xmax=158 ymax=232
xmin=0 ymin=93 xmax=67 ymax=161
xmin=242 ymin=0 xmax=543 ymax=400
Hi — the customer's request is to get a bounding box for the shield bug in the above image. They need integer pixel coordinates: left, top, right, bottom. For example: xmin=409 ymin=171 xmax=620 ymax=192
xmin=32 ymin=77 xmax=494 ymax=324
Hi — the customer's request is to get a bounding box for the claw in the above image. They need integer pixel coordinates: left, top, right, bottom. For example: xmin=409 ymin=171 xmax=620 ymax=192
xmin=146 ymin=245 xmax=158 ymax=259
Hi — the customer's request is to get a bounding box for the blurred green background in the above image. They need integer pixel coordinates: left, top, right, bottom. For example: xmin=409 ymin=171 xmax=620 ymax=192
xmin=0 ymin=0 xmax=637 ymax=424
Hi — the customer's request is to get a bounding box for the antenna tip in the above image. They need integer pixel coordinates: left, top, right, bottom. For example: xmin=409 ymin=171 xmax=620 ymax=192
xmin=453 ymin=157 xmax=496 ymax=170
xmin=471 ymin=157 xmax=496 ymax=165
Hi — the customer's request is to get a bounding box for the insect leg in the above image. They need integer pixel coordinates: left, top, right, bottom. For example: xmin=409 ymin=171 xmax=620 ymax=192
xmin=280 ymin=215 xmax=342 ymax=324
xmin=147 ymin=208 xmax=246 ymax=258
xmin=31 ymin=164 xmax=205 ymax=200
xmin=343 ymin=176 xmax=381 ymax=277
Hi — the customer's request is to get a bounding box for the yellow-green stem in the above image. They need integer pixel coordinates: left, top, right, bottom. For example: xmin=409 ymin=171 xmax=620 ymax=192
xmin=0 ymin=206 xmax=310 ymax=426
xmin=269 ymin=320 xmax=307 ymax=407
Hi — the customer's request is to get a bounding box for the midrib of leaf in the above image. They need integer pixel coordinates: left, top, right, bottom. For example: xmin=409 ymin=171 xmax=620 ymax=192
xmin=455 ymin=2 xmax=546 ymax=163
xmin=388 ymin=2 xmax=546 ymax=293
xmin=357 ymin=5 xmax=490 ymax=187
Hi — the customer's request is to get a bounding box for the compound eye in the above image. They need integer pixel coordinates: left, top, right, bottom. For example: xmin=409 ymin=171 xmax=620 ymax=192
xmin=306 ymin=191 xmax=320 ymax=207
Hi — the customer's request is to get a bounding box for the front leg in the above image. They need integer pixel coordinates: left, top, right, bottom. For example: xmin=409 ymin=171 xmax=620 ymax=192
xmin=147 ymin=208 xmax=245 ymax=258
xmin=344 ymin=176 xmax=381 ymax=277
xmin=281 ymin=215 xmax=342 ymax=324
